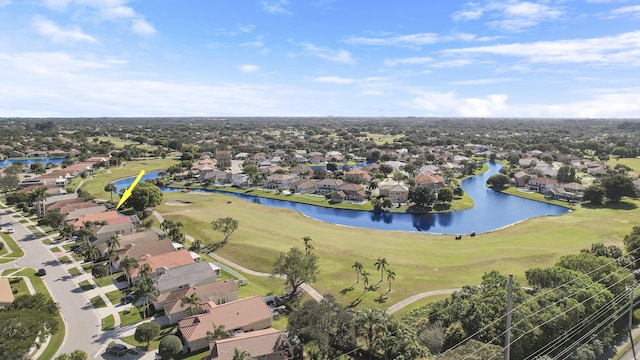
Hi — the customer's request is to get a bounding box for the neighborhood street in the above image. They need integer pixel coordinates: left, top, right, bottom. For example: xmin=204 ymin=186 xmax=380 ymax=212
xmin=0 ymin=211 xmax=106 ymax=358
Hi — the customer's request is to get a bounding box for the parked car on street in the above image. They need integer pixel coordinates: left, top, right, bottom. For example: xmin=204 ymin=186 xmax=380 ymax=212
xmin=37 ymin=268 xmax=47 ymax=276
xmin=105 ymin=344 xmax=128 ymax=356
xmin=5 ymin=228 xmax=14 ymax=234
xmin=120 ymin=294 xmax=134 ymax=305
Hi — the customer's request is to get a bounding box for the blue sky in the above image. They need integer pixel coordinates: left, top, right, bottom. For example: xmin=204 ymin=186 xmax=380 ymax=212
xmin=1 ymin=0 xmax=639 ymax=118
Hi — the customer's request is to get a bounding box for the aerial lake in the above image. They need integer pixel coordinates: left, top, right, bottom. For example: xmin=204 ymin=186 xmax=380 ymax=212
xmin=114 ymin=162 xmax=570 ymax=234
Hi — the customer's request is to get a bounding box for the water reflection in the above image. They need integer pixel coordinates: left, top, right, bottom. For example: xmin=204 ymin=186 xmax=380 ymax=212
xmin=116 ymin=163 xmax=570 ymax=234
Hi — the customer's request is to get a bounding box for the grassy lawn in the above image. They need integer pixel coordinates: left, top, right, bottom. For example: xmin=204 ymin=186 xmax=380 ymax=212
xmin=119 ymin=307 xmax=148 ymax=327
xmin=78 ymin=279 xmax=95 ymax=291
xmin=121 ymin=325 xmax=178 ymax=351
xmin=61 ymin=243 xmax=75 ymax=251
xmin=1 ymin=233 xmax=25 ymax=257
xmin=95 ymin=271 xmax=123 ymax=287
xmin=0 ymin=243 xmax=8 ymax=256
xmin=90 ymin=295 xmax=107 ymax=308
xmin=106 ymin=288 xmax=129 ymax=305
xmin=58 ymin=255 xmax=72 ymax=264
xmin=8 ymin=277 xmax=29 ymax=295
xmin=81 ymin=262 xmax=94 ymax=271
xmin=67 ymin=267 xmax=82 ymax=276
xmin=102 ymin=314 xmax=115 ymax=331
xmin=42 ymin=238 xmax=53 ymax=245
xmin=501 ymin=187 xmax=575 ymax=209
xmin=71 ymin=253 xmax=82 ymax=262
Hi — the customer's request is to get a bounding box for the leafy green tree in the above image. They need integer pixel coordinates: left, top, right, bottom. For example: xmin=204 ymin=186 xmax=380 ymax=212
xmin=0 ymin=173 xmax=20 ymax=194
xmin=438 ymin=187 xmax=454 ymax=203
xmin=272 ymin=246 xmax=319 ymax=298
xmin=135 ymin=322 xmax=161 ymax=349
xmin=40 ymin=208 xmax=65 ymax=229
xmin=123 ymin=181 xmax=163 ymax=211
xmin=158 ymin=335 xmax=182 ymax=360
xmin=408 ymin=186 xmax=436 ymax=209
xmin=287 ymin=295 xmax=356 ymax=359
xmin=211 ymin=217 xmax=239 ymax=242
xmin=600 ymin=174 xmax=637 ymax=202
xmin=91 ymin=264 xmax=109 ymax=283
xmin=583 ymin=185 xmax=605 ymax=205
xmin=486 ymin=174 xmax=510 ymax=188
xmin=54 ymin=350 xmax=88 ymax=360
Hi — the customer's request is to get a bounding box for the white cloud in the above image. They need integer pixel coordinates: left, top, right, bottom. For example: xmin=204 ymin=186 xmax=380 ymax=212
xmin=313 ymin=76 xmax=356 ymax=84
xmin=261 ymin=0 xmax=292 ymax=15
xmin=453 ymin=1 xmax=564 ymax=31
xmin=238 ymin=64 xmax=259 ymax=72
xmin=33 ymin=16 xmax=97 ymax=43
xmin=449 ymin=77 xmax=517 ymax=85
xmin=384 ymin=57 xmax=434 ymax=67
xmin=409 ymin=91 xmax=508 ymax=117
xmin=611 ymin=5 xmax=640 ymax=16
xmin=344 ymin=32 xmax=499 ymax=49
xmin=42 ymin=0 xmax=72 ymax=10
xmin=238 ymin=24 xmax=255 ymax=33
xmin=296 ymin=42 xmax=354 ymax=64
xmin=443 ymin=31 xmax=640 ymax=65
xmin=131 ymin=18 xmax=156 ymax=36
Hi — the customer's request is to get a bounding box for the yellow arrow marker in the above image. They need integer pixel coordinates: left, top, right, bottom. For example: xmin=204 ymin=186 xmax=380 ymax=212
xmin=117 ymin=170 xmax=146 ymax=210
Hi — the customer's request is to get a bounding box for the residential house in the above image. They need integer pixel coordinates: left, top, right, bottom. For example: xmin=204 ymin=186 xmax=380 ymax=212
xmin=415 ymin=173 xmax=446 ymax=192
xmin=178 ymin=295 xmax=272 ymax=351
xmin=337 ymin=183 xmax=367 ymax=202
xmin=260 ymin=166 xmax=285 ymax=175
xmin=49 ymin=149 xmax=66 ymax=158
xmin=513 ymin=171 xmax=531 ymax=187
xmin=159 ymin=279 xmax=239 ymax=324
xmin=234 ymin=152 xmax=249 ymax=160
xmin=69 ymin=207 xmax=119 ymax=226
xmin=326 ymin=151 xmax=344 ymax=162
xmin=265 ymin=174 xmax=296 ymax=189
xmin=127 ymin=249 xmax=195 ymax=282
xmin=307 ymin=155 xmax=326 ymax=164
xmin=93 ymin=221 xmax=135 ymax=243
xmin=345 ymin=169 xmax=371 ymax=183
xmin=545 ymin=182 xmax=586 ymax=201
xmin=378 ymin=183 xmax=409 ymax=203
xmin=156 ymin=261 xmax=222 ymax=294
xmin=527 ymin=177 xmax=561 ymax=193
xmin=292 ymin=179 xmax=316 ymax=193
xmin=289 ymin=165 xmax=311 ymax=178
xmin=231 ymin=174 xmax=251 ymax=188
xmin=207 ymin=328 xmax=286 ymax=360
xmin=315 ymin=179 xmax=344 ymax=195
xmin=0 ymin=278 xmax=15 ymax=308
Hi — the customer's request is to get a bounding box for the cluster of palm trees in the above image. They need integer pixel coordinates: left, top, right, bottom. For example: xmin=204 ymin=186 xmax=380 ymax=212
xmin=119 ymin=254 xmax=159 ymax=318
xmin=352 ymin=257 xmax=396 ymax=293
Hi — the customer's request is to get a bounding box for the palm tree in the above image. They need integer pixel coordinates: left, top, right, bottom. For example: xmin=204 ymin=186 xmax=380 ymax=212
xmin=121 ymin=256 xmax=139 ymax=285
xmin=207 ymin=322 xmax=228 ymax=341
xmin=374 ymin=257 xmax=388 ymax=283
xmin=84 ymin=244 xmax=100 ymax=263
xmin=361 ymin=270 xmax=370 ymax=292
xmin=104 ymin=182 xmax=117 ymax=203
xmin=352 ymin=261 xmax=363 ymax=283
xmin=29 ymin=186 xmax=48 ymax=217
xmin=386 ymin=269 xmax=396 ymax=292
xmin=302 ymin=236 xmax=313 ymax=255
xmin=181 ymin=293 xmax=201 ymax=316
xmin=106 ymin=234 xmax=121 ymax=274
xmin=356 ymin=308 xmax=387 ymax=360
xmin=132 ymin=275 xmax=159 ymax=318
xmin=60 ymin=224 xmax=74 ymax=240
xmin=232 ymin=348 xmax=251 ymax=360
xmin=139 ymin=263 xmax=153 ymax=278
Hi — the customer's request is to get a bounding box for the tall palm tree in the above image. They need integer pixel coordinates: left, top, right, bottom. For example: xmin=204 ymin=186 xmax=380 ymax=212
xmin=361 ymin=270 xmax=370 ymax=292
xmin=139 ymin=263 xmax=153 ymax=278
xmin=352 ymin=261 xmax=363 ymax=283
xmin=180 ymin=293 xmax=201 ymax=316
xmin=121 ymin=256 xmax=139 ymax=285
xmin=104 ymin=182 xmax=117 ymax=203
xmin=374 ymin=257 xmax=388 ymax=283
xmin=106 ymin=234 xmax=121 ymax=274
xmin=386 ymin=269 xmax=396 ymax=293
xmin=207 ymin=322 xmax=228 ymax=341
xmin=356 ymin=308 xmax=387 ymax=360
xmin=132 ymin=275 xmax=159 ymax=318
xmin=29 ymin=186 xmax=48 ymax=217
xmin=84 ymin=244 xmax=100 ymax=263
xmin=232 ymin=348 xmax=251 ymax=360
xmin=302 ymin=236 xmax=313 ymax=255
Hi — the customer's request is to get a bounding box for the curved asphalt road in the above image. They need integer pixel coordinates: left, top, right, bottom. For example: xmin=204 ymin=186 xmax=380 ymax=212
xmin=0 ymin=211 xmax=106 ymax=358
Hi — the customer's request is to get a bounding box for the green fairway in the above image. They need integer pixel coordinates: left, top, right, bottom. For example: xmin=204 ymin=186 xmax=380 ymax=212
xmin=153 ymin=189 xmax=640 ymax=309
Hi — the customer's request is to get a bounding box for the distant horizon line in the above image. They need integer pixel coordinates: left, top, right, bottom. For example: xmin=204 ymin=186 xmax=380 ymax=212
xmin=2 ymin=116 xmax=640 ymax=121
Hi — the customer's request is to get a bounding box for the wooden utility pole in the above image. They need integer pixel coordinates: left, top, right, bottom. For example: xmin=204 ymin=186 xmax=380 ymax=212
xmin=505 ymin=273 xmax=514 ymax=360
xmin=629 ymin=283 xmax=637 ymax=360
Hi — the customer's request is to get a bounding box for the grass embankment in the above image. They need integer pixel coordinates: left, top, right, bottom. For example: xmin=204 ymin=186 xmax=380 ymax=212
xmin=501 ymin=187 xmax=576 ymax=209
xmin=121 ymin=325 xmax=178 ymax=351
xmin=1 ymin=233 xmax=25 ymax=258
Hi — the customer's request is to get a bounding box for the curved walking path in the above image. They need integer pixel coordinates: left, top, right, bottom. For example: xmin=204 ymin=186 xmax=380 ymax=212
xmin=152 ymin=210 xmax=459 ymax=312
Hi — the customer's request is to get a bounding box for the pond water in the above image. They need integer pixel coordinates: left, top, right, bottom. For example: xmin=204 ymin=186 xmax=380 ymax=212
xmin=0 ymin=158 xmax=66 ymax=168
xmin=114 ymin=163 xmax=570 ymax=234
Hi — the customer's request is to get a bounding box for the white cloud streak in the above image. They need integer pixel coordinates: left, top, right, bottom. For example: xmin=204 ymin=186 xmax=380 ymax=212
xmin=443 ymin=31 xmax=640 ymax=65
xmin=238 ymin=64 xmax=259 ymax=72
xmin=344 ymin=32 xmax=498 ymax=48
xmin=453 ymin=1 xmax=564 ymax=31
xmin=296 ymin=42 xmax=354 ymax=64
xmin=33 ymin=16 xmax=97 ymax=43
xmin=261 ymin=0 xmax=292 ymax=15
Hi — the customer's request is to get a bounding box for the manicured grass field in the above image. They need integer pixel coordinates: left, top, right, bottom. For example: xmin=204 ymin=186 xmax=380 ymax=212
xmin=106 ymin=288 xmax=128 ymax=305
xmin=96 ymin=272 xmax=123 ymax=287
xmin=78 ymin=280 xmax=95 ymax=291
xmin=119 ymin=307 xmax=147 ymax=327
xmin=1 ymin=233 xmax=25 ymax=257
xmin=121 ymin=325 xmax=178 ymax=351
xmin=155 ymin=190 xmax=640 ymax=310
xmin=102 ymin=314 xmax=115 ymax=331
xmin=67 ymin=267 xmax=82 ymax=276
